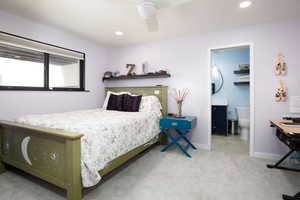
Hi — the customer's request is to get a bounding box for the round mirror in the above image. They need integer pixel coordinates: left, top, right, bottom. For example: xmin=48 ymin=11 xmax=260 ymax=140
xmin=211 ymin=66 xmax=224 ymax=94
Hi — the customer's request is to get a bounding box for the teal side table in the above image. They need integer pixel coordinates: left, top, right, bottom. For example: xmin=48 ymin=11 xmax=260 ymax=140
xmin=160 ymin=116 xmax=197 ymax=158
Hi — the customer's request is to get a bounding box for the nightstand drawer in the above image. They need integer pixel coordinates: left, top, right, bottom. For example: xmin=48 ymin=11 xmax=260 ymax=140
xmin=160 ymin=117 xmax=196 ymax=129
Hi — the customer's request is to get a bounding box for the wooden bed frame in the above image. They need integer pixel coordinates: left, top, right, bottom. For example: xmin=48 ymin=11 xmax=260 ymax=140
xmin=0 ymin=86 xmax=168 ymax=200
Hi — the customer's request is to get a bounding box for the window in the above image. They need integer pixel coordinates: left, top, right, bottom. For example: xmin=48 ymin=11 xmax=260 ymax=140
xmin=49 ymin=55 xmax=81 ymax=89
xmin=0 ymin=44 xmax=45 ymax=87
xmin=0 ymin=31 xmax=85 ymax=91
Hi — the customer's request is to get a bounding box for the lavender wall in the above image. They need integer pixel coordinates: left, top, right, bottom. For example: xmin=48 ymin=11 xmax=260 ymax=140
xmin=0 ymin=11 xmax=109 ymax=120
xmin=106 ymin=19 xmax=300 ymax=156
xmin=1 ymin=9 xmax=299 ymax=156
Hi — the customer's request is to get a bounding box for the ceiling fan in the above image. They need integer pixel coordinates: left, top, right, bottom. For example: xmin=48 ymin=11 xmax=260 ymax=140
xmin=105 ymin=0 xmax=193 ymax=32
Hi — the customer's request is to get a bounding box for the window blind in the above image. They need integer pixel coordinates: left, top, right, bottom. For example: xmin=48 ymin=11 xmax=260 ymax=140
xmin=0 ymin=32 xmax=84 ymax=60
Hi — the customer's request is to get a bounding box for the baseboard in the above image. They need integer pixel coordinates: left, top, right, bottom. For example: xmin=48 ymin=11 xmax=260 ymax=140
xmin=252 ymin=152 xmax=282 ymax=160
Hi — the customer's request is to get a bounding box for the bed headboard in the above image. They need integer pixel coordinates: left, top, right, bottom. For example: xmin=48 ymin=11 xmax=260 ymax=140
xmin=105 ymin=86 xmax=168 ymax=116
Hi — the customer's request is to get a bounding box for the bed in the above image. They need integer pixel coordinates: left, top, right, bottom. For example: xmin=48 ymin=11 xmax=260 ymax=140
xmin=0 ymin=86 xmax=168 ymax=200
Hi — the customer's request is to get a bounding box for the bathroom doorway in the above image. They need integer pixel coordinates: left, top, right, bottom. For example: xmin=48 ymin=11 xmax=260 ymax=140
xmin=208 ymin=44 xmax=254 ymax=156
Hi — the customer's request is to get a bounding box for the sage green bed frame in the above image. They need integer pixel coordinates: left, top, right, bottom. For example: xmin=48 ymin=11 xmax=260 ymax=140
xmin=0 ymin=86 xmax=168 ymax=200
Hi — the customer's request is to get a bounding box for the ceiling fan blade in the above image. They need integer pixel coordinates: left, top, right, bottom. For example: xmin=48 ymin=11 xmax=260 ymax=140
xmin=136 ymin=1 xmax=159 ymax=32
xmin=145 ymin=17 xmax=159 ymax=32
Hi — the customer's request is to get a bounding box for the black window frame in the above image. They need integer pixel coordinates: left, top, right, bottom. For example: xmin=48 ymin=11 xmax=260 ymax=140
xmin=0 ymin=31 xmax=86 ymax=92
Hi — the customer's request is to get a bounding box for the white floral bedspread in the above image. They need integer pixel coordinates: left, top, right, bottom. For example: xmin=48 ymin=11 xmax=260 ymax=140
xmin=15 ymin=108 xmax=161 ymax=187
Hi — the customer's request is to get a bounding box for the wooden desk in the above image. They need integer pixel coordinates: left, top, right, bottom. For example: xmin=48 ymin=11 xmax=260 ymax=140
xmin=271 ymin=120 xmax=300 ymax=135
xmin=268 ymin=120 xmax=300 ymax=200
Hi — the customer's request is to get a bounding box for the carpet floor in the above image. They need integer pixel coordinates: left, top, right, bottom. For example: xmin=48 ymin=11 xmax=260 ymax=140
xmin=0 ymin=136 xmax=299 ymax=200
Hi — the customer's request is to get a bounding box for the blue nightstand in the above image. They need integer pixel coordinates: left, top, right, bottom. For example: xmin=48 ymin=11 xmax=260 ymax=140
xmin=160 ymin=116 xmax=197 ymax=158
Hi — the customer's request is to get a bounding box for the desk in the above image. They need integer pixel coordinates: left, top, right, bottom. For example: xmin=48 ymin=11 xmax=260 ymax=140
xmin=268 ymin=120 xmax=300 ymax=200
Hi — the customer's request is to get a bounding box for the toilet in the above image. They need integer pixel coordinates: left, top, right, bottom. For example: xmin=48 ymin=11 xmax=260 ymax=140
xmin=236 ymin=107 xmax=250 ymax=141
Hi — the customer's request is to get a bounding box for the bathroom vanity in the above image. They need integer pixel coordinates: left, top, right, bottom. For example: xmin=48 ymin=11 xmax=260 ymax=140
xmin=212 ymin=99 xmax=228 ymax=136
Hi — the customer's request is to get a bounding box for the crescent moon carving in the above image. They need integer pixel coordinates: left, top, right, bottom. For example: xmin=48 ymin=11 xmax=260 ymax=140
xmin=21 ymin=136 xmax=32 ymax=166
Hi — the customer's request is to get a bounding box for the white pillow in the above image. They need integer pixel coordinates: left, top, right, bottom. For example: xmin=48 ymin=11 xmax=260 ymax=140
xmin=139 ymin=96 xmax=162 ymax=114
xmin=102 ymin=91 xmax=130 ymax=109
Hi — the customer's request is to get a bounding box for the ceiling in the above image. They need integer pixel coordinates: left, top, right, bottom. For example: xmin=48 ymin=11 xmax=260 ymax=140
xmin=0 ymin=0 xmax=299 ymax=46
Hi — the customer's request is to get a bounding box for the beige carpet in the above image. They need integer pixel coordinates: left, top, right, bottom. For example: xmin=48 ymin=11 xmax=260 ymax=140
xmin=0 ymin=137 xmax=299 ymax=200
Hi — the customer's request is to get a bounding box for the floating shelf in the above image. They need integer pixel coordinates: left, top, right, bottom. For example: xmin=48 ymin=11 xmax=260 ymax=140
xmin=234 ymin=69 xmax=250 ymax=74
xmin=102 ymin=73 xmax=171 ymax=81
xmin=234 ymin=81 xmax=250 ymax=85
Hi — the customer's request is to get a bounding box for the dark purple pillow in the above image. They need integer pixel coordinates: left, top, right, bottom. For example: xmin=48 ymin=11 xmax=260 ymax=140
xmin=122 ymin=94 xmax=142 ymax=112
xmin=107 ymin=94 xmax=124 ymax=111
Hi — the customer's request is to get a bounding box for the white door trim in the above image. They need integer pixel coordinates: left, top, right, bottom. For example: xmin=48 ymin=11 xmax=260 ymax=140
xmin=207 ymin=43 xmax=255 ymax=157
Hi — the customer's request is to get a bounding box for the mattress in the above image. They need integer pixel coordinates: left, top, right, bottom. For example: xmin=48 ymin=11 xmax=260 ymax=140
xmin=15 ymin=108 xmax=161 ymax=187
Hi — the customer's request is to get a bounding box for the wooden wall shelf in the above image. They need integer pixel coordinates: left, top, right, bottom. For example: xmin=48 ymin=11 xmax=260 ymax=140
xmin=102 ymin=73 xmax=171 ymax=81
xmin=234 ymin=69 xmax=250 ymax=74
xmin=234 ymin=81 xmax=250 ymax=85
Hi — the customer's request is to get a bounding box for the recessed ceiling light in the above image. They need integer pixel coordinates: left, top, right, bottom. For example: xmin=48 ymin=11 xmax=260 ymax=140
xmin=240 ymin=1 xmax=252 ymax=8
xmin=115 ymin=31 xmax=124 ymax=36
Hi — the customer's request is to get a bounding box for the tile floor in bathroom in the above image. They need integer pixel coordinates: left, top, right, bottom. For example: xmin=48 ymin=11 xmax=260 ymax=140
xmin=212 ymin=134 xmax=249 ymax=155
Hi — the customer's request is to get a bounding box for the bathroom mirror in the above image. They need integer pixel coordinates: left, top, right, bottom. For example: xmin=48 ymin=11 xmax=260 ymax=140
xmin=211 ymin=66 xmax=224 ymax=94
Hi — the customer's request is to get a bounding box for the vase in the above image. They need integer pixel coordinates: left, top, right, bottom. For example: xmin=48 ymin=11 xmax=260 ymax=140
xmin=177 ymin=100 xmax=183 ymax=117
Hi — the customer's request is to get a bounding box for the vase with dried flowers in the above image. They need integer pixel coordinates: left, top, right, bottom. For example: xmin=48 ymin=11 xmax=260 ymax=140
xmin=171 ymin=88 xmax=189 ymax=118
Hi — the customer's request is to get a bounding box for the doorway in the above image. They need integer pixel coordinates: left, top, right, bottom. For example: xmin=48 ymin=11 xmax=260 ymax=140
xmin=208 ymin=43 xmax=254 ymax=156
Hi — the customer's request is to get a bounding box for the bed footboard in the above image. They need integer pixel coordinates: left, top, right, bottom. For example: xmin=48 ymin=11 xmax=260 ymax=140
xmin=0 ymin=120 xmax=83 ymax=200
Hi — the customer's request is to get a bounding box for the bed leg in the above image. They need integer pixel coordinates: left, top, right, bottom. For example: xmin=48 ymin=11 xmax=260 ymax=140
xmin=66 ymin=139 xmax=82 ymax=200
xmin=67 ymin=184 xmax=82 ymax=200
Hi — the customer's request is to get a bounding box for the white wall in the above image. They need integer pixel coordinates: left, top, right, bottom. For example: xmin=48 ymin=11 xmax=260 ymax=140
xmin=106 ymin=18 xmax=300 ymax=156
xmin=0 ymin=11 xmax=109 ymax=120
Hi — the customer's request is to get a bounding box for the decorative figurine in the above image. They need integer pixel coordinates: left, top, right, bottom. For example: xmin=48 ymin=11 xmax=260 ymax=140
xmin=126 ymin=64 xmax=136 ymax=75
xmin=103 ymin=71 xmax=113 ymax=78
xmin=159 ymin=69 xmax=168 ymax=74
xmin=275 ymin=80 xmax=288 ymax=102
xmin=112 ymin=70 xmax=120 ymax=77
xmin=275 ymin=53 xmax=287 ymax=75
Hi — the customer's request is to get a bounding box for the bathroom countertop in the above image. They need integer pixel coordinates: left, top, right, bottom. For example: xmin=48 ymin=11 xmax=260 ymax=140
xmin=212 ymin=98 xmax=228 ymax=106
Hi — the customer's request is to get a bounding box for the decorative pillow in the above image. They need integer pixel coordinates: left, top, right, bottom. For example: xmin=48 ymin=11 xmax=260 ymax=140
xmin=107 ymin=94 xmax=124 ymax=111
xmin=122 ymin=94 xmax=142 ymax=112
xmin=102 ymin=91 xmax=130 ymax=109
xmin=139 ymin=96 xmax=162 ymax=114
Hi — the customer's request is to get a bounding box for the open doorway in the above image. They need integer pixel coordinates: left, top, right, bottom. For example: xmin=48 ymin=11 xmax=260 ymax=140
xmin=208 ymin=44 xmax=254 ymax=156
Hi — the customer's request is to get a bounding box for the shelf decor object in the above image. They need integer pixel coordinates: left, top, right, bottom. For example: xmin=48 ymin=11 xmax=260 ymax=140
xmin=275 ymin=53 xmax=287 ymax=75
xmin=142 ymin=61 xmax=149 ymax=74
xmin=239 ymin=64 xmax=250 ymax=70
xmin=102 ymin=72 xmax=171 ymax=81
xmin=170 ymin=88 xmax=189 ymax=118
xmin=233 ymin=64 xmax=250 ymax=86
xmin=126 ymin=64 xmax=136 ymax=75
xmin=275 ymin=80 xmax=288 ymax=102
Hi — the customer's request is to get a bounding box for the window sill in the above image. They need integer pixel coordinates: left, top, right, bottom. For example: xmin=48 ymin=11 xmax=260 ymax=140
xmin=0 ymin=87 xmax=90 ymax=92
